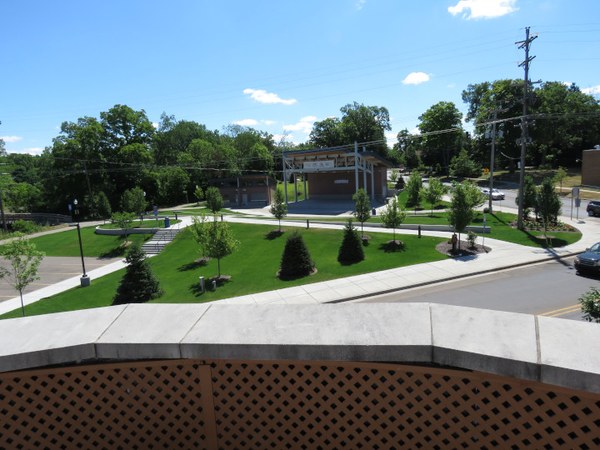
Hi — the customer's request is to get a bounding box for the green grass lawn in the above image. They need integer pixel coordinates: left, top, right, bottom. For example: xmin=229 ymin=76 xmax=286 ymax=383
xmin=21 ymin=227 xmax=152 ymax=258
xmin=1 ymin=223 xmax=448 ymax=318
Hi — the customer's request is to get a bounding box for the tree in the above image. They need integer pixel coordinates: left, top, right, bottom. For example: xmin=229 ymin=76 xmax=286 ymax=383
xmin=379 ymin=197 xmax=406 ymax=247
xmin=0 ymin=234 xmax=44 ymax=316
xmin=279 ymin=232 xmax=314 ymax=279
xmin=449 ymin=148 xmax=482 ymax=178
xmin=309 ymin=102 xmax=391 ymax=155
xmin=204 ymin=221 xmax=239 ymax=279
xmin=111 ymin=212 xmax=136 ymax=242
xmin=422 ymin=177 xmax=447 ymax=215
xmin=337 ymin=220 xmax=365 ymax=265
xmin=0 ymin=138 xmax=6 ymax=157
xmin=309 ymin=117 xmax=343 ymax=148
xmin=270 ymin=188 xmax=288 ymax=232
xmin=516 ymin=175 xmax=538 ymax=221
xmin=537 ymin=177 xmax=562 ymax=244
xmin=554 ymin=167 xmax=568 ymax=195
xmin=121 ymin=187 xmax=147 ymax=215
xmin=405 ymin=172 xmax=423 ymax=208
xmin=205 ymin=186 xmax=224 ymax=217
xmin=112 ymin=244 xmax=162 ymax=305
xmin=93 ymin=191 xmax=112 ymax=220
xmin=418 ymin=101 xmax=464 ymax=171
xmin=157 ymin=166 xmax=191 ymax=206
xmin=448 ymin=182 xmax=484 ymax=249
xmin=579 ymin=287 xmax=600 ymax=323
xmin=4 ymin=182 xmax=42 ymax=212
xmin=189 ymin=215 xmax=210 ymax=260
xmin=352 ymin=188 xmax=371 ymax=238
xmin=194 ymin=185 xmax=203 ymax=205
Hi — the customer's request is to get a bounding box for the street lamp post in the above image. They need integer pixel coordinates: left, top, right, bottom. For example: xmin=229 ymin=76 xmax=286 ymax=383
xmin=73 ymin=199 xmax=91 ymax=287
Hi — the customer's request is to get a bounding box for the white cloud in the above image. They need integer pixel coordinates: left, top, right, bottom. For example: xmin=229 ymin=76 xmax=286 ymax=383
xmin=234 ymin=118 xmax=259 ymax=126
xmin=448 ymin=0 xmax=518 ymax=20
xmin=283 ymin=116 xmax=317 ymax=134
xmin=263 ymin=120 xmax=276 ymax=126
xmin=152 ymin=122 xmax=159 ymax=129
xmin=0 ymin=135 xmax=23 ymax=143
xmin=243 ymin=88 xmax=297 ymax=105
xmin=402 ymin=72 xmax=430 ymax=85
xmin=582 ymin=85 xmax=600 ymax=95
xmin=356 ymin=0 xmax=366 ymax=10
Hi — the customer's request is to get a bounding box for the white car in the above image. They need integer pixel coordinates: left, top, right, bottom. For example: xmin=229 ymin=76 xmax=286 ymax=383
xmin=481 ymin=188 xmax=505 ymax=200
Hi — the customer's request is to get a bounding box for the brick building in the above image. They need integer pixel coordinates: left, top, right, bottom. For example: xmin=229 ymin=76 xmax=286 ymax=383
xmin=581 ymin=148 xmax=600 ymax=187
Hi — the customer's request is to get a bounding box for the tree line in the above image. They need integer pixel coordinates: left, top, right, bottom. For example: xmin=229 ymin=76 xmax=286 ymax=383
xmin=1 ymin=78 xmax=598 ymax=217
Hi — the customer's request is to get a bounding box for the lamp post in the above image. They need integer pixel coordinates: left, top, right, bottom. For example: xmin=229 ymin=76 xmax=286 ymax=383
xmin=73 ymin=199 xmax=91 ymax=287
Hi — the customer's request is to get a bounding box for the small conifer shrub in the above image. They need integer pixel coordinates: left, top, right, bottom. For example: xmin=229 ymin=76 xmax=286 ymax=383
xmin=279 ymin=232 xmax=315 ymax=279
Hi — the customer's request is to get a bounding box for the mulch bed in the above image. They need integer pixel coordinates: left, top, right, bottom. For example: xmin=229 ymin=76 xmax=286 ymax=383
xmin=435 ymin=240 xmax=491 ymax=257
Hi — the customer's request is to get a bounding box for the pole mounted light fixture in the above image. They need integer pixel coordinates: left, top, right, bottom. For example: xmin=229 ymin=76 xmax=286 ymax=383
xmin=73 ymin=199 xmax=91 ymax=287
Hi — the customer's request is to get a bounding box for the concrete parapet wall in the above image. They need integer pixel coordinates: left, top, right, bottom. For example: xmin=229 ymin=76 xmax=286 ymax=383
xmin=94 ymin=226 xmax=159 ymax=236
xmin=0 ymin=303 xmax=597 ymax=393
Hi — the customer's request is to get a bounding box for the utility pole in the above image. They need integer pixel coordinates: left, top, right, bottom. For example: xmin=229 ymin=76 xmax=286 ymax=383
xmin=486 ymin=106 xmax=505 ymax=214
xmin=515 ymin=26 xmax=537 ymax=230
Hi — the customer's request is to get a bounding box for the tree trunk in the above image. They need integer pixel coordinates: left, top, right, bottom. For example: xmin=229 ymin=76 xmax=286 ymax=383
xmin=19 ymin=289 xmax=25 ymax=317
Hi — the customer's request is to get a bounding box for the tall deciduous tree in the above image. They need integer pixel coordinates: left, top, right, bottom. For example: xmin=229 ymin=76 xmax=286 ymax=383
xmin=121 ymin=187 xmax=147 ymax=215
xmin=352 ymin=188 xmax=371 ymax=237
xmin=0 ymin=234 xmax=44 ymax=316
xmin=418 ymin=101 xmax=464 ymax=171
xmin=309 ymin=102 xmax=391 ymax=155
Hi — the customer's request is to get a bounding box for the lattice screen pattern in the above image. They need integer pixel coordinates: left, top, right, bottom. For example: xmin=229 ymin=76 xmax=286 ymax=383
xmin=1 ymin=359 xmax=598 ymax=449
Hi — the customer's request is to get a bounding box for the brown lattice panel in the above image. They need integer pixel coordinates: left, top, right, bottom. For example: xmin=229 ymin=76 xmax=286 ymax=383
xmin=1 ymin=359 xmax=599 ymax=449
xmin=209 ymin=361 xmax=600 ymax=449
xmin=0 ymin=360 xmax=216 ymax=449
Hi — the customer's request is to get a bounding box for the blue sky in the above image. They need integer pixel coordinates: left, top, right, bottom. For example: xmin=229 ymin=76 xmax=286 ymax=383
xmin=1 ymin=0 xmax=599 ymax=155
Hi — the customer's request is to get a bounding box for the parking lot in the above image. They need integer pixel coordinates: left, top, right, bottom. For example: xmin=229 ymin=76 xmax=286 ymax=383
xmin=0 ymin=256 xmax=121 ymax=303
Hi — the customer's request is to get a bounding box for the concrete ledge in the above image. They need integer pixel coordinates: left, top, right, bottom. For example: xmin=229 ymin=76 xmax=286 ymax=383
xmin=0 ymin=303 xmax=598 ymax=393
xmin=95 ymin=226 xmax=159 ymax=236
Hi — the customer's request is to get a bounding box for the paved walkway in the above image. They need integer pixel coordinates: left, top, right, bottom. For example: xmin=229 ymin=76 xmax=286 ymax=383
xmin=0 ymin=208 xmax=598 ymax=315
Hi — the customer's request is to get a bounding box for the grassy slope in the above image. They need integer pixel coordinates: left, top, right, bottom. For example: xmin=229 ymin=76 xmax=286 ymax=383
xmin=1 ymin=223 xmax=447 ymax=318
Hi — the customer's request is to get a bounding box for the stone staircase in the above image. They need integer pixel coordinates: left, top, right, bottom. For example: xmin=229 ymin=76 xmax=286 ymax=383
xmin=141 ymin=228 xmax=182 ymax=255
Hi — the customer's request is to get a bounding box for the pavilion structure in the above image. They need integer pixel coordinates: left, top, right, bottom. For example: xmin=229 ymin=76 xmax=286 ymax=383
xmin=282 ymin=143 xmax=394 ymax=204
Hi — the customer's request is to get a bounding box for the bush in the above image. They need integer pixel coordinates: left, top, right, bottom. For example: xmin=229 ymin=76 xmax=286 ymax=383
xmin=337 ymin=220 xmax=365 ymax=265
xmin=279 ymin=232 xmax=314 ymax=279
xmin=113 ymin=244 xmax=162 ymax=305
xmin=11 ymin=220 xmax=41 ymax=234
xmin=467 ymin=231 xmax=477 ymax=249
xmin=579 ymin=287 xmax=600 ymax=323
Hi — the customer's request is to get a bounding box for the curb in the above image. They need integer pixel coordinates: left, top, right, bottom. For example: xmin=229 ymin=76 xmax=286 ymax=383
xmin=326 ymin=250 xmax=582 ymax=304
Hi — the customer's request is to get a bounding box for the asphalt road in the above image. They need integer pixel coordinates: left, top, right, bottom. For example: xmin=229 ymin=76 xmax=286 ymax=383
xmin=356 ymin=256 xmax=600 ymax=321
xmin=0 ymin=256 xmax=121 ymax=303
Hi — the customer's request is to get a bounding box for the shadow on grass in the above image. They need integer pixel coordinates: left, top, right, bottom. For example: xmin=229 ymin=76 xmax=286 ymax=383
xmin=265 ymin=230 xmax=285 ymax=240
xmin=178 ymin=258 xmax=209 ymax=272
xmin=379 ymin=240 xmax=406 ymax=253
xmin=100 ymin=244 xmax=128 ymax=258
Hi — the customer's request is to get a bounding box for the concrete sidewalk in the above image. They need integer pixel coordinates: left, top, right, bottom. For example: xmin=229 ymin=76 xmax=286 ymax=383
xmin=0 ymin=210 xmax=598 ymax=315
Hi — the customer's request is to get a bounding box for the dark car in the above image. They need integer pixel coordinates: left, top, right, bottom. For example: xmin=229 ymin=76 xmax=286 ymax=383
xmin=587 ymin=200 xmax=600 ymax=217
xmin=574 ymin=242 xmax=600 ymax=275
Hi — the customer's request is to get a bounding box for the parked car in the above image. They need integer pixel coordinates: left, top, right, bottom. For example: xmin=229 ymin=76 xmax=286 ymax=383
xmin=480 ymin=188 xmax=505 ymax=200
xmin=587 ymin=200 xmax=600 ymax=217
xmin=574 ymin=242 xmax=600 ymax=275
